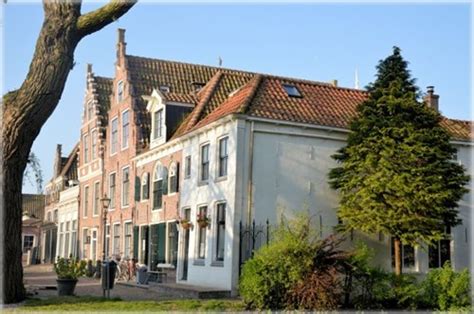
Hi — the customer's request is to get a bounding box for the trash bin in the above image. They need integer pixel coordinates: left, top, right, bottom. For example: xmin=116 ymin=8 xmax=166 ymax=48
xmin=136 ymin=265 xmax=149 ymax=285
xmin=101 ymin=260 xmax=117 ymax=290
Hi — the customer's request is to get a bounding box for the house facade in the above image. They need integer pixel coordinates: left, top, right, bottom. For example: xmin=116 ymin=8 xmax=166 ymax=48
xmin=21 ymin=193 xmax=45 ymax=265
xmin=67 ymin=28 xmax=471 ymax=294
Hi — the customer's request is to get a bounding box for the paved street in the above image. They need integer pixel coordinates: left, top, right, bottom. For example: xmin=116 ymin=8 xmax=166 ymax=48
xmin=24 ymin=264 xmax=180 ymax=301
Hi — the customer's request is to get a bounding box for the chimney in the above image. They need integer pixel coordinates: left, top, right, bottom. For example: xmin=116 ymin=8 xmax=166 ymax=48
xmin=86 ymin=63 xmax=93 ymax=75
xmin=117 ymin=28 xmax=127 ymax=60
xmin=330 ymin=79 xmax=338 ymax=87
xmin=424 ymin=86 xmax=439 ymax=112
xmin=54 ymin=144 xmax=62 ymax=177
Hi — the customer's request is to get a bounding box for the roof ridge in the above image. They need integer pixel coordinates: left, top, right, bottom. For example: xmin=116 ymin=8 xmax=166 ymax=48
xmin=239 ymin=74 xmax=264 ymax=114
xmin=185 ymin=71 xmax=224 ymax=131
xmin=58 ymin=143 xmax=79 ymax=178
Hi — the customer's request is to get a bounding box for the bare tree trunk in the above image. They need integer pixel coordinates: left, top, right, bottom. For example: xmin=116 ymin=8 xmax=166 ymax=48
xmin=2 ymin=0 xmax=135 ymax=304
xmin=394 ymin=237 xmax=402 ymax=276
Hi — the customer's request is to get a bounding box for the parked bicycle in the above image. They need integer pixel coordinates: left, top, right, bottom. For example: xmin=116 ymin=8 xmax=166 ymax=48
xmin=112 ymin=254 xmax=137 ymax=282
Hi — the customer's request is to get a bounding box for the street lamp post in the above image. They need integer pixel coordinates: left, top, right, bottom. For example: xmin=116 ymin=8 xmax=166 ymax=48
xmin=100 ymin=195 xmax=111 ymax=298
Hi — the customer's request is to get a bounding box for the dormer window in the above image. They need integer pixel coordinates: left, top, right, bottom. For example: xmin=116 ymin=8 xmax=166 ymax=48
xmin=282 ymin=83 xmax=302 ymax=97
xmin=191 ymin=82 xmax=205 ymax=92
xmin=159 ymin=85 xmax=170 ymax=93
xmin=153 ymin=109 xmax=163 ymax=139
xmin=117 ymin=80 xmax=124 ymax=102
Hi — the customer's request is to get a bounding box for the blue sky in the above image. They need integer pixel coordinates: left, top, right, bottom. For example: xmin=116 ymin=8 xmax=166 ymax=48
xmin=4 ymin=3 xmax=471 ymax=193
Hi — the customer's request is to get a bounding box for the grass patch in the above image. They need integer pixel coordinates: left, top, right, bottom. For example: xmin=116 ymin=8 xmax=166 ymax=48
xmin=6 ymin=296 xmax=245 ymax=312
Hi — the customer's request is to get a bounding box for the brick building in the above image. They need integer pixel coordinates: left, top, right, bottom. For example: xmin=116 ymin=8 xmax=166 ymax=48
xmin=70 ymin=29 xmax=472 ymax=294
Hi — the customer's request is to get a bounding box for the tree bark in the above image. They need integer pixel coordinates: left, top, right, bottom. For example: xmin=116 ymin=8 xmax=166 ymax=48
xmin=2 ymin=0 xmax=135 ymax=304
xmin=394 ymin=237 xmax=402 ymax=276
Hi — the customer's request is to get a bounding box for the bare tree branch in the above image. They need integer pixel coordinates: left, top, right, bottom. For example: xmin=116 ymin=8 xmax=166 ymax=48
xmin=76 ymin=0 xmax=137 ymax=38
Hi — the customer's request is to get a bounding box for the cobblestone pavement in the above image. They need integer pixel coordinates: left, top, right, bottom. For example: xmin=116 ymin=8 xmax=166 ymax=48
xmin=24 ymin=264 xmax=181 ymax=301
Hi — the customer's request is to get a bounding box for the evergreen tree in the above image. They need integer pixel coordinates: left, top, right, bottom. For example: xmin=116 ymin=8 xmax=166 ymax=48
xmin=328 ymin=47 xmax=469 ymax=275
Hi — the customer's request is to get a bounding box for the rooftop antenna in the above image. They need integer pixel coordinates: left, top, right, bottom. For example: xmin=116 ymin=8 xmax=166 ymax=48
xmin=218 ymin=56 xmax=223 ymax=67
xmin=355 ymin=67 xmax=360 ymax=89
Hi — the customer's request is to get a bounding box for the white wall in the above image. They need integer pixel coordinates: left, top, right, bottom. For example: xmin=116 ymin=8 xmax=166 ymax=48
xmin=56 ymin=185 xmax=79 ymax=258
xmin=178 ymin=119 xmax=239 ymax=291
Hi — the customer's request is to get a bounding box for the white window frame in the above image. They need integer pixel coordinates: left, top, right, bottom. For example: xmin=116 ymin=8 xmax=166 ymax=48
xmin=91 ymin=228 xmax=98 ymax=261
xmin=195 ymin=205 xmax=208 ymax=260
xmin=184 ymin=155 xmax=191 ymax=179
xmin=113 ymin=222 xmax=121 ymax=257
xmin=141 ymin=172 xmax=149 ymax=202
xmin=122 ymin=166 xmax=130 ymax=208
xmin=83 ymin=132 xmax=89 ymax=164
xmin=83 ymin=185 xmax=89 ymax=218
xmin=82 ymin=228 xmax=89 ymax=260
xmin=123 ymin=220 xmax=133 ymax=259
xmin=117 ymin=80 xmax=124 ymax=103
xmin=121 ymin=110 xmax=130 ymax=150
xmin=110 ymin=116 xmax=118 ymax=155
xmin=199 ymin=143 xmax=210 ymax=183
xmin=217 ymin=136 xmax=229 ymax=178
xmin=105 ymin=223 xmax=111 ymax=258
xmin=91 ymin=129 xmax=97 ymax=160
xmin=213 ymin=202 xmax=226 ymax=264
xmin=168 ymin=162 xmax=178 ymax=195
xmin=153 ymin=109 xmax=164 ymax=140
xmin=22 ymin=234 xmax=35 ymax=254
xmin=93 ymin=180 xmax=100 ymax=217
xmin=109 ymin=172 xmax=116 ymax=210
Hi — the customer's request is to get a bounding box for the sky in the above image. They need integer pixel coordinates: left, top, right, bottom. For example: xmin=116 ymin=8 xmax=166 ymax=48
xmin=4 ymin=2 xmax=471 ymax=194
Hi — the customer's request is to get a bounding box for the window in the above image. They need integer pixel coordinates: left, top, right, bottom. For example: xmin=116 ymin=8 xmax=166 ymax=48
xmin=122 ymin=167 xmax=130 ymax=207
xmin=282 ymin=83 xmax=302 ymax=97
xmin=64 ymin=222 xmax=70 ymax=257
xmin=153 ymin=164 xmax=163 ymax=210
xmin=141 ymin=173 xmax=149 ymax=200
xmin=82 ymin=229 xmax=89 ymax=259
xmin=105 ymin=225 xmax=110 ymax=257
xmin=71 ymin=220 xmax=77 ymax=258
xmin=124 ymin=222 xmax=132 ymax=259
xmin=113 ymin=224 xmax=121 ymax=256
xmin=153 ymin=109 xmax=163 ymax=139
xmin=140 ymin=226 xmax=149 ymax=264
xmin=391 ymin=238 xmax=415 ymax=269
xmin=184 ymin=156 xmax=191 ymax=179
xmin=53 ymin=209 xmax=58 ymax=222
xmin=200 ymin=144 xmax=210 ymax=182
xmin=111 ymin=117 xmax=118 ymax=154
xmin=117 ymin=80 xmax=124 ymax=102
xmin=87 ymin=100 xmax=94 ymax=121
xmin=197 ymin=206 xmax=207 ymax=259
xmin=47 ymin=211 xmax=51 ymax=222
xmin=215 ymin=203 xmax=226 ymax=262
xmin=169 ymin=162 xmax=179 ymax=193
xmin=23 ymin=235 xmax=34 ymax=253
xmin=91 ymin=130 xmax=97 ymax=160
xmin=218 ymin=137 xmax=228 ymax=177
xmin=159 ymin=85 xmax=170 ymax=93
xmin=91 ymin=230 xmax=97 ymax=261
xmin=109 ymin=173 xmax=116 ymax=209
xmin=83 ymin=133 xmax=89 ymax=163
xmin=93 ymin=182 xmax=100 ymax=216
xmin=167 ymin=222 xmax=178 ymax=267
xmin=429 ymin=226 xmax=451 ymax=268
xmin=58 ymin=224 xmax=64 ymax=257
xmin=83 ymin=186 xmax=89 ymax=217
xmin=122 ymin=110 xmax=129 ymax=149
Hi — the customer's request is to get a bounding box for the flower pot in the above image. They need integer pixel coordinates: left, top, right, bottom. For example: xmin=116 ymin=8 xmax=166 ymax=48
xmin=181 ymin=222 xmax=192 ymax=230
xmin=198 ymin=220 xmax=209 ymax=228
xmin=56 ymin=278 xmax=78 ymax=296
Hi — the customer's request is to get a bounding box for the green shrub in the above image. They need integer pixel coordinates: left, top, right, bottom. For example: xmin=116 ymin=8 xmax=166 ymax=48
xmin=420 ymin=262 xmax=471 ymax=311
xmin=239 ymin=214 xmax=349 ymax=310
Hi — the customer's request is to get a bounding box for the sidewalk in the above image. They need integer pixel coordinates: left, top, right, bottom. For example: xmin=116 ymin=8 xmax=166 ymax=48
xmin=24 ymin=265 xmax=182 ymax=301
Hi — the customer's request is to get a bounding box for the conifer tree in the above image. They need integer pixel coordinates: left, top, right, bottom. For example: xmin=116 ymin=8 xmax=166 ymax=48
xmin=328 ymin=47 xmax=469 ymax=275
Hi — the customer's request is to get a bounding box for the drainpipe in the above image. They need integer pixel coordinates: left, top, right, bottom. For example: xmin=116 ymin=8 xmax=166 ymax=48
xmin=246 ymin=121 xmax=255 ymax=226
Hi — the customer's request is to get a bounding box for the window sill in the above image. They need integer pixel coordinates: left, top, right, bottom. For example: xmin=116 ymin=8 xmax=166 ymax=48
xmin=197 ymin=181 xmax=209 ymax=187
xmin=151 ymin=208 xmax=163 ymax=212
xmin=193 ymin=259 xmax=205 ymax=266
xmin=210 ymin=261 xmax=224 ymax=267
xmin=214 ymin=176 xmax=227 ymax=183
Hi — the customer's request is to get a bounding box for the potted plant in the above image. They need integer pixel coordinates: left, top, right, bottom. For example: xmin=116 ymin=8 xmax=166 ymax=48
xmin=54 ymin=257 xmax=86 ymax=296
xmin=197 ymin=213 xmax=210 ymax=228
xmin=178 ymin=217 xmax=193 ymax=230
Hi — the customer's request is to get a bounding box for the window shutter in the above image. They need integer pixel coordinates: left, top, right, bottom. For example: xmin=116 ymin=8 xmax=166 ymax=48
xmin=157 ymin=223 xmax=166 ymax=264
xmin=162 ymin=167 xmax=169 ymax=195
xmin=175 ymin=162 xmax=180 ymax=193
xmin=134 ymin=176 xmax=141 ymax=202
xmin=133 ymin=226 xmax=139 ymax=260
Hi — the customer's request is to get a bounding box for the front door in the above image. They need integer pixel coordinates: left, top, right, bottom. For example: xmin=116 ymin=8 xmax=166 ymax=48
xmin=181 ymin=208 xmax=191 ymax=280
